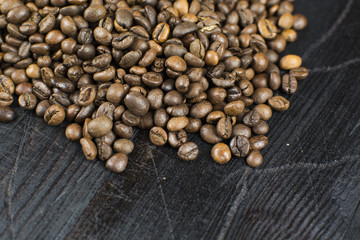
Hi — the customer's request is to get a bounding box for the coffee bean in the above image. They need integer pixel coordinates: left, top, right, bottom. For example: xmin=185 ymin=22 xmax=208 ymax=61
xmin=230 ymin=136 xmax=250 ymax=157
xmin=44 ymin=105 xmax=65 ymax=126
xmin=258 ymin=19 xmax=277 ymax=39
xmin=177 ymin=142 xmax=198 ymax=161
xmin=211 ymin=143 xmax=232 ymax=164
xmin=0 ymin=106 xmax=15 ymax=122
xmin=165 ymin=56 xmax=187 ymax=72
xmin=106 ymin=153 xmax=128 ymax=173
xmin=168 ymin=130 xmax=187 ymax=148
xmin=149 ymin=126 xmax=168 ymax=146
xmin=224 ymin=100 xmax=245 ymax=116
xmin=216 ymin=117 xmax=232 ymax=139
xmin=80 ymin=137 xmax=97 ymax=161
xmin=200 ymin=124 xmax=223 ymax=144
xmin=232 ymin=123 xmax=252 ymax=138
xmin=243 ymin=110 xmax=261 ymax=127
xmin=119 ymin=50 xmax=142 ymax=69
xmin=246 ymin=150 xmax=263 ymax=167
xmin=114 ymin=122 xmax=134 ymax=139
xmin=18 ymin=92 xmax=37 ymax=110
xmin=282 ymin=74 xmax=298 ymax=94
xmin=65 ymin=123 xmax=82 ymax=142
xmin=36 ymin=100 xmax=51 ymax=117
xmin=97 ymin=141 xmax=113 ymax=161
xmin=0 ymin=75 xmax=15 ymax=94
xmin=87 ymin=116 xmax=113 ymax=138
xmin=252 ymin=88 xmax=273 ymax=104
xmin=114 ymin=139 xmax=134 ymax=155
xmin=167 ymin=116 xmax=189 ymax=132
xmin=268 ymin=96 xmax=290 ymax=111
xmin=173 ymin=22 xmax=199 ymax=38
xmin=189 ymin=100 xmax=212 ymax=118
xmin=293 ymin=14 xmax=308 ymax=31
xmin=185 ymin=118 xmax=202 ymax=133
xmin=289 ymin=67 xmax=309 ymax=80
xmin=124 ymin=91 xmax=149 ymax=117
xmin=279 ymin=54 xmax=302 ymax=70
xmin=0 ymin=92 xmax=13 ymax=107
xmin=252 ymin=120 xmax=269 ymax=135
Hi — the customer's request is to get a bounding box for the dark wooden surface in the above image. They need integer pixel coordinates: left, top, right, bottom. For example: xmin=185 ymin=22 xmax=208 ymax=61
xmin=1 ymin=0 xmax=360 ymax=239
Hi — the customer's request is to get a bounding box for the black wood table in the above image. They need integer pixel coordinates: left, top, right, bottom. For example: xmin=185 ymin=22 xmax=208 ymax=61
xmin=1 ymin=0 xmax=360 ymax=239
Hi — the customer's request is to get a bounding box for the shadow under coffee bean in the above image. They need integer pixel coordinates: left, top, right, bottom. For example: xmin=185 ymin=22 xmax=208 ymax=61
xmin=0 ymin=0 xmax=308 ymax=173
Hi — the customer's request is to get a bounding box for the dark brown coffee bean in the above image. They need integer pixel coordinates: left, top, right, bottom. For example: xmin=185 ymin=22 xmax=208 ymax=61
xmin=165 ymin=56 xmax=187 ymax=72
xmin=293 ymin=14 xmax=308 ymax=31
xmin=207 ymin=87 xmax=227 ymax=105
xmin=0 ymin=106 xmax=15 ymax=122
xmin=173 ymin=22 xmax=199 ymax=38
xmin=252 ymin=52 xmax=268 ymax=73
xmin=243 ymin=110 xmax=261 ymax=127
xmin=282 ymin=74 xmax=298 ymax=94
xmin=216 ymin=117 xmax=232 ymax=139
xmin=175 ymin=75 xmax=190 ymax=93
xmin=200 ymin=124 xmax=223 ymax=144
xmin=211 ymin=143 xmax=231 ymax=164
xmin=119 ymin=50 xmax=142 ymax=69
xmin=114 ymin=122 xmax=134 ymax=139
xmin=124 ymin=91 xmax=149 ymax=117
xmin=106 ymin=153 xmax=128 ymax=173
xmin=252 ymin=88 xmax=273 ymax=104
xmin=185 ymin=118 xmax=202 ymax=133
xmin=168 ymin=130 xmax=187 ymax=148
xmin=246 ymin=150 xmax=263 ymax=167
xmin=230 ymin=136 xmax=250 ymax=157
xmin=87 ymin=116 xmax=113 ymax=138
xmin=0 ymin=92 xmax=13 ymax=107
xmin=189 ymin=100 xmax=212 ymax=118
xmin=142 ymin=72 xmax=163 ymax=88
xmin=113 ymin=139 xmax=134 ymax=155
xmin=44 ymin=104 xmax=65 ymax=126
xmin=224 ymin=100 xmax=245 ymax=116
xmin=121 ymin=110 xmax=141 ymax=127
xmin=152 ymin=23 xmax=170 ymax=43
xmin=115 ymin=8 xmax=133 ymax=30
xmin=65 ymin=123 xmax=82 ymax=142
xmin=206 ymin=111 xmax=226 ymax=124
xmin=95 ymin=102 xmax=115 ymax=120
xmin=18 ymin=92 xmax=37 ymax=110
xmin=36 ymin=100 xmax=51 ymax=117
xmin=166 ymin=104 xmax=189 ymax=117
xmin=149 ymin=126 xmax=167 ymax=146
xmin=252 ymin=120 xmax=269 ymax=135
xmin=177 ymin=142 xmax=199 ymax=161
xmin=232 ymin=123 xmax=252 ymax=138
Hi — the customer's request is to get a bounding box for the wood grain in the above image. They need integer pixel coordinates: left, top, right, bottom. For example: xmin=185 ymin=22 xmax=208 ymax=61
xmin=0 ymin=0 xmax=360 ymax=239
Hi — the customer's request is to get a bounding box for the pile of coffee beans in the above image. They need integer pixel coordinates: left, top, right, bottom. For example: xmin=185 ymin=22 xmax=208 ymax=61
xmin=0 ymin=0 xmax=308 ymax=172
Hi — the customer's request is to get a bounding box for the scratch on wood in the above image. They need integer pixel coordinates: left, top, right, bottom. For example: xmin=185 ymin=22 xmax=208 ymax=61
xmin=6 ymin=115 xmax=32 ymax=239
xmin=216 ymin=168 xmax=250 ymax=240
xmin=147 ymin=144 xmax=175 ymax=240
xmin=302 ymin=0 xmax=354 ymax=60
xmin=349 ymin=120 xmax=360 ymax=136
xmin=342 ymin=200 xmax=360 ymax=239
xmin=309 ymin=58 xmax=360 ymax=74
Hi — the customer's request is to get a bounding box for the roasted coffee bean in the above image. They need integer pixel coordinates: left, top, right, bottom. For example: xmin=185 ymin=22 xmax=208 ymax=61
xmin=149 ymin=126 xmax=168 ymax=146
xmin=87 ymin=116 xmax=113 ymax=138
xmin=230 ymin=136 xmax=250 ymax=157
xmin=232 ymin=123 xmax=252 ymax=138
xmin=97 ymin=141 xmax=112 ymax=161
xmin=106 ymin=153 xmax=128 ymax=173
xmin=44 ymin=105 xmax=65 ymax=126
xmin=280 ymin=54 xmax=302 ymax=70
xmin=119 ymin=50 xmax=142 ymax=69
xmin=65 ymin=123 xmax=82 ymax=142
xmin=189 ymin=100 xmax=212 ymax=118
xmin=252 ymin=120 xmax=269 ymax=135
xmin=224 ymin=100 xmax=245 ymax=116
xmin=142 ymin=72 xmax=163 ymax=88
xmin=206 ymin=111 xmax=226 ymax=124
xmin=36 ymin=100 xmax=51 ymax=117
xmin=243 ymin=110 xmax=261 ymax=127
xmin=0 ymin=75 xmax=15 ymax=94
xmin=216 ymin=117 xmax=232 ymax=139
xmin=167 ymin=116 xmax=189 ymax=132
xmin=282 ymin=74 xmax=298 ymax=94
xmin=114 ymin=139 xmax=134 ymax=155
xmin=114 ymin=122 xmax=134 ymax=139
xmin=185 ymin=118 xmax=202 ymax=133
xmin=18 ymin=93 xmax=37 ymax=110
xmin=168 ymin=130 xmax=187 ymax=148
xmin=258 ymin=19 xmax=277 ymax=39
xmin=200 ymin=124 xmax=223 ymax=144
xmin=80 ymin=137 xmax=97 ymax=161
xmin=177 ymin=142 xmax=198 ymax=161
xmin=0 ymin=92 xmax=13 ymax=107
xmin=246 ymin=150 xmax=263 ymax=167
xmin=0 ymin=106 xmax=15 ymax=122
xmin=253 ymin=104 xmax=273 ymax=121
xmin=173 ymin=22 xmax=199 ymax=38
xmin=78 ymin=84 xmax=96 ymax=106
xmin=124 ymin=91 xmax=149 ymax=117
xmin=293 ymin=14 xmax=308 ymax=31
xmin=268 ymin=96 xmax=290 ymax=111
xmin=166 ymin=104 xmax=189 ymax=117
xmin=152 ymin=23 xmax=170 ymax=43
xmin=252 ymin=88 xmax=273 ymax=104
xmin=290 ymin=67 xmax=309 ymax=80
xmin=211 ymin=143 xmax=232 ymax=164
